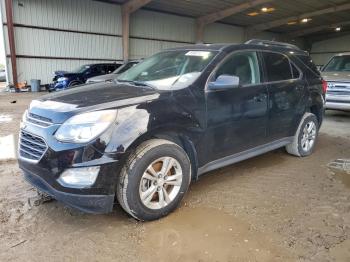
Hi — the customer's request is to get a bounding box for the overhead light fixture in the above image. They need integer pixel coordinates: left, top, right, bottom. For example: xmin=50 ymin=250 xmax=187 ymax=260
xmin=247 ymin=11 xmax=259 ymax=16
xmin=287 ymin=21 xmax=297 ymax=25
xmin=261 ymin=7 xmax=275 ymax=13
xmin=301 ymin=18 xmax=311 ymax=23
xmin=247 ymin=7 xmax=276 ymax=16
xmin=335 ymin=27 xmax=341 ymax=32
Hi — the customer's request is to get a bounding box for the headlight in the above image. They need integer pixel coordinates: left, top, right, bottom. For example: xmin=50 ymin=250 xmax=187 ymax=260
xmin=55 ymin=110 xmax=117 ymax=143
xmin=58 ymin=166 xmax=100 ymax=188
xmin=57 ymin=77 xmax=68 ymax=82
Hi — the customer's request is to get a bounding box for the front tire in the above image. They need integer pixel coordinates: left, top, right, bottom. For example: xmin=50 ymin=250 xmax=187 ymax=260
xmin=286 ymin=113 xmax=319 ymax=157
xmin=68 ymin=81 xmax=82 ymax=87
xmin=116 ymin=139 xmax=191 ymax=221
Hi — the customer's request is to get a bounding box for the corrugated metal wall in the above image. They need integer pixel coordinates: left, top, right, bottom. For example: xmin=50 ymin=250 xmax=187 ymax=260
xmin=1 ymin=0 xmax=281 ymax=85
xmin=311 ymin=34 xmax=350 ymax=66
xmin=2 ymin=0 xmax=123 ymax=84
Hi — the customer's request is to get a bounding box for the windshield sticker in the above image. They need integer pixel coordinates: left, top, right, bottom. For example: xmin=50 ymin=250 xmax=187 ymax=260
xmin=185 ymin=51 xmax=211 ymax=58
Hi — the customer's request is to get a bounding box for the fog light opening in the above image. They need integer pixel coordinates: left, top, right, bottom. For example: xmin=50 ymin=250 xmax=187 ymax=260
xmin=58 ymin=166 xmax=100 ymax=188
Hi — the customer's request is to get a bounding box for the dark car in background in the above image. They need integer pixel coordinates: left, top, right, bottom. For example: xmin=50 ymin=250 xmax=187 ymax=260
xmin=0 ymin=69 xmax=6 ymax=82
xmin=321 ymin=53 xmax=350 ymax=111
xmin=19 ymin=40 xmax=325 ymax=221
xmin=86 ymin=60 xmax=141 ymax=84
xmin=49 ymin=63 xmax=122 ymax=91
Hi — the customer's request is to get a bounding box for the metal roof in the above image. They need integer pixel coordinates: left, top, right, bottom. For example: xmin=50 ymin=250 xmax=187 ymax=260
xmin=97 ymin=0 xmax=350 ymax=39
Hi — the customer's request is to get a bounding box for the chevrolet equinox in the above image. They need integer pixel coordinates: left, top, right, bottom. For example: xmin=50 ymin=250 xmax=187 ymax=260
xmin=18 ymin=40 xmax=326 ymax=221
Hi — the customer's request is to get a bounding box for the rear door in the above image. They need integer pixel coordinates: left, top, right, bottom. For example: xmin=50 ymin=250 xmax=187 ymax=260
xmin=261 ymin=51 xmax=305 ymax=140
xmin=205 ymin=50 xmax=269 ymax=162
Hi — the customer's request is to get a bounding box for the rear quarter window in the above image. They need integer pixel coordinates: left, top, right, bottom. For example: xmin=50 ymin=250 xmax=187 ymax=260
xmin=296 ymin=55 xmax=320 ymax=77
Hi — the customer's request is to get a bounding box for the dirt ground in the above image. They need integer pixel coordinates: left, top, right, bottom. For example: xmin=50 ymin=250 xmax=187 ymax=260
xmin=0 ymin=92 xmax=349 ymax=262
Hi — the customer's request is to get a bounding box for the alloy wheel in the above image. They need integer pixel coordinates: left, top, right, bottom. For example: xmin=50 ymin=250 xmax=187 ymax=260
xmin=139 ymin=157 xmax=183 ymax=210
xmin=301 ymin=121 xmax=317 ymax=152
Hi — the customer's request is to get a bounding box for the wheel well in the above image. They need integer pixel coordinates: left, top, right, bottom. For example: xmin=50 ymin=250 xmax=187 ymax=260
xmin=69 ymin=80 xmax=82 ymax=86
xmin=309 ymin=104 xmax=323 ymax=126
xmin=124 ymin=131 xmax=199 ymax=181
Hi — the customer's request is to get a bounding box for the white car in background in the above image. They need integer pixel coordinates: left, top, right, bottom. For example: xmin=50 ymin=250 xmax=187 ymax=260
xmin=321 ymin=53 xmax=350 ymax=111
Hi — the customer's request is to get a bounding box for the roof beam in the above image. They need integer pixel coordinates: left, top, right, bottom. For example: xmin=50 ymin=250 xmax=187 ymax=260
xmin=197 ymin=0 xmax=274 ymax=25
xmin=122 ymin=0 xmax=152 ymax=14
xmin=250 ymin=3 xmax=350 ymax=32
xmin=286 ymin=21 xmax=350 ymax=38
xmin=307 ymin=29 xmax=350 ymax=43
xmin=195 ymin=0 xmax=274 ymax=43
xmin=121 ymin=0 xmax=152 ymax=61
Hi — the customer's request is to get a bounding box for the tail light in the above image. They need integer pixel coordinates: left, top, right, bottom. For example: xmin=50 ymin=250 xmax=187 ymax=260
xmin=322 ymin=79 xmax=327 ymax=94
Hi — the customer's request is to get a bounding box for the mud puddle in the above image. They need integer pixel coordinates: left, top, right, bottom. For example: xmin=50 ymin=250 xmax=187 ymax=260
xmin=328 ymin=159 xmax=350 ymax=188
xmin=137 ymin=207 xmax=292 ymax=262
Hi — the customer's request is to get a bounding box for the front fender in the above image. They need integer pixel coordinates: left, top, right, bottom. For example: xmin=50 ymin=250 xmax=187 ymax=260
xmin=104 ymin=104 xmax=203 ymax=156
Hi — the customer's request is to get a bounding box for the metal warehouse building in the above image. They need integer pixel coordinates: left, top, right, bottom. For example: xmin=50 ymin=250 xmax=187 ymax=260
xmin=0 ymin=0 xmax=349 ymax=86
xmin=0 ymin=0 xmax=285 ymax=86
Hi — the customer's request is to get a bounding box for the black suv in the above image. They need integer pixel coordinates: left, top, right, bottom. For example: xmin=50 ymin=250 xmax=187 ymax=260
xmin=18 ymin=40 xmax=325 ymax=221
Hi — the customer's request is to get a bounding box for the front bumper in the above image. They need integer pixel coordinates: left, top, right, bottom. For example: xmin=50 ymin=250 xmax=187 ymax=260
xmin=23 ymin=169 xmax=115 ymax=213
xmin=49 ymin=81 xmax=68 ymax=91
xmin=325 ymin=101 xmax=350 ymax=111
xmin=18 ymin=122 xmax=120 ymax=213
xmin=325 ymin=94 xmax=350 ymax=111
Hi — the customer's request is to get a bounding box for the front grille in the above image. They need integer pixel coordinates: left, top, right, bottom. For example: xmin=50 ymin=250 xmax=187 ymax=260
xmin=19 ymin=131 xmax=47 ymax=162
xmin=26 ymin=113 xmax=53 ymax=127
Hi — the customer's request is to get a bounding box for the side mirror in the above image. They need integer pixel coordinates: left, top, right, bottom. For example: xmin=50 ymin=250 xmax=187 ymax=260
xmin=208 ymin=75 xmax=240 ymax=90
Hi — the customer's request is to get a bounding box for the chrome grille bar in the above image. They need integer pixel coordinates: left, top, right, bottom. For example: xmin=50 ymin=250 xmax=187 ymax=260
xmin=19 ymin=131 xmax=48 ymax=163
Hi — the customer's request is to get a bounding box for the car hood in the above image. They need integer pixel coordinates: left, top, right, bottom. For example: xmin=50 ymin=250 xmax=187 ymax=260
xmin=87 ymin=73 xmax=117 ymax=82
xmin=54 ymin=72 xmax=79 ymax=78
xmin=29 ymin=82 xmax=162 ymax=123
xmin=321 ymin=71 xmax=350 ymax=83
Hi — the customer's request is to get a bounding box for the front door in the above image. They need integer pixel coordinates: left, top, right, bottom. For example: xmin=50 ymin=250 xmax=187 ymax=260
xmin=205 ymin=51 xmax=269 ymax=163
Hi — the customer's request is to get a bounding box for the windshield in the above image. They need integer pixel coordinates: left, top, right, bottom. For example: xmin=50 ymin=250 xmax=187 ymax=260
xmin=117 ymin=50 xmax=217 ymax=90
xmin=113 ymin=62 xmax=138 ymax=74
xmin=323 ymin=55 xmax=350 ymax=72
xmin=71 ymin=65 xmax=90 ymax=73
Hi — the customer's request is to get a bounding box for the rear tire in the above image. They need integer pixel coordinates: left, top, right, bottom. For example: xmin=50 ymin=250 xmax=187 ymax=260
xmin=286 ymin=113 xmax=319 ymax=157
xmin=116 ymin=139 xmax=191 ymax=221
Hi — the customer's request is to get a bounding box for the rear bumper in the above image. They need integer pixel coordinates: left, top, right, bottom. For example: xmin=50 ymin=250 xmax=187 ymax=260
xmin=325 ymin=101 xmax=350 ymax=111
xmin=23 ymin=169 xmax=115 ymax=214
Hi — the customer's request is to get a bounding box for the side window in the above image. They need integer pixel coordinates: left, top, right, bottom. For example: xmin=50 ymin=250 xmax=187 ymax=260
xmin=262 ymin=52 xmax=292 ymax=82
xmin=90 ymin=66 xmax=99 ymax=74
xmin=291 ymin=63 xmax=300 ymax=79
xmin=99 ymin=65 xmax=107 ymax=74
xmin=297 ymin=55 xmax=320 ymax=76
xmin=108 ymin=65 xmax=116 ymax=73
xmin=215 ymin=51 xmax=261 ymax=86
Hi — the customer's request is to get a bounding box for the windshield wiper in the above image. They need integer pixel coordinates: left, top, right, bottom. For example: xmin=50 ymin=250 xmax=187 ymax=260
xmin=116 ymin=79 xmax=155 ymax=89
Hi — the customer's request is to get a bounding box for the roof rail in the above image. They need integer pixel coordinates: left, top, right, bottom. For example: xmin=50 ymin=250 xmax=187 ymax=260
xmin=245 ymin=39 xmax=300 ymax=50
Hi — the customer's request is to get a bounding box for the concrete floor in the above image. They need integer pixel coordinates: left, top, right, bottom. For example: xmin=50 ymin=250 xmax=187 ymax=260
xmin=0 ymin=92 xmax=349 ymax=262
